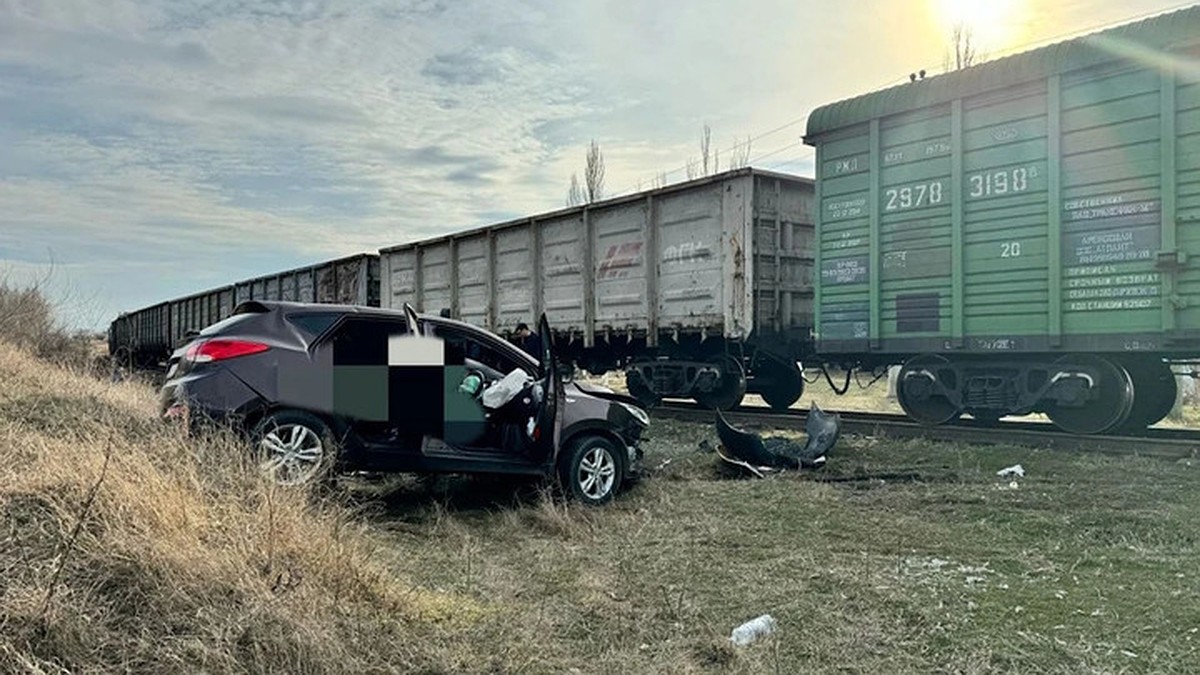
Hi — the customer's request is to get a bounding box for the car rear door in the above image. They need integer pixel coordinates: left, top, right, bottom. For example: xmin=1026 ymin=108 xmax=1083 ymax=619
xmin=312 ymin=314 xmax=427 ymax=452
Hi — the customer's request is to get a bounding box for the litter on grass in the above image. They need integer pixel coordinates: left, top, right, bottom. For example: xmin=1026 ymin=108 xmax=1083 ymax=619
xmin=730 ymin=614 xmax=777 ymax=646
xmin=996 ymin=464 xmax=1025 ymax=478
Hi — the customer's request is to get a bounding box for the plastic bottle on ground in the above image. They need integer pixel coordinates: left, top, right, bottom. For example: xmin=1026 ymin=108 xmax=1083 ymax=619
xmin=730 ymin=614 xmax=777 ymax=646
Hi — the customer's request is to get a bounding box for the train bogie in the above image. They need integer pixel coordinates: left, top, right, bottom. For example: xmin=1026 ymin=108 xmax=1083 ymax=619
xmin=893 ymin=353 xmax=1178 ymax=434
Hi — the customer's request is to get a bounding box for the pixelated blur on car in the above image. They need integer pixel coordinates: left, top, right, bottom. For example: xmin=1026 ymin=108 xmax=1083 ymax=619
xmin=160 ymin=301 xmax=646 ymax=504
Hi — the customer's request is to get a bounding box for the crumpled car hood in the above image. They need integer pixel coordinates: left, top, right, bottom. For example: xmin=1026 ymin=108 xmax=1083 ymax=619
xmin=571 ymin=380 xmax=642 ymax=408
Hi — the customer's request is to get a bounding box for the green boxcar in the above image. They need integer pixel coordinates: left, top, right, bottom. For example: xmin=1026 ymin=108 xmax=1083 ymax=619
xmin=804 ymin=7 xmax=1200 ymax=434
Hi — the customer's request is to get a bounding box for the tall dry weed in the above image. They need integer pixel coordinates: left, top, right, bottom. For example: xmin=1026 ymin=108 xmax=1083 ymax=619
xmin=0 ymin=282 xmax=93 ymax=369
xmin=0 ymin=342 xmax=479 ymax=673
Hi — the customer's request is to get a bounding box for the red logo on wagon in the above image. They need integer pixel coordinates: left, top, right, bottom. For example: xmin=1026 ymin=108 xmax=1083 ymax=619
xmin=598 ymin=241 xmax=643 ymax=279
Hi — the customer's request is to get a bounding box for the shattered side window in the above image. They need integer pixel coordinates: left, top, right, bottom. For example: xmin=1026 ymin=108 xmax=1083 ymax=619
xmin=330 ymin=318 xmax=408 ymax=365
xmin=432 ymin=326 xmax=527 ymax=377
xmin=287 ymin=312 xmax=341 ymax=338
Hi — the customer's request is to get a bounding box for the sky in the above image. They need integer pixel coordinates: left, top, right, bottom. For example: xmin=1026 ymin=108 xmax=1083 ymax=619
xmin=0 ymin=0 xmax=1194 ymax=329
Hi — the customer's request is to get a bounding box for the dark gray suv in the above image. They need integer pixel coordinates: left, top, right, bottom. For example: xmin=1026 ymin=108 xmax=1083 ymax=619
xmin=160 ymin=301 xmax=647 ymax=505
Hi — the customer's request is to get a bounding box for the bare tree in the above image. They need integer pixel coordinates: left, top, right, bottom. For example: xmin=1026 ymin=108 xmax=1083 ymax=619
xmin=944 ymin=22 xmax=977 ymax=71
xmin=584 ymin=139 xmax=605 ymax=203
xmin=650 ymin=171 xmax=668 ymax=190
xmin=685 ymin=157 xmax=700 ymax=180
xmin=700 ymin=123 xmax=712 ymax=176
xmin=728 ymin=136 xmax=752 ymax=169
xmin=565 ymin=139 xmax=606 ymax=204
xmin=566 ymin=172 xmax=585 ymax=207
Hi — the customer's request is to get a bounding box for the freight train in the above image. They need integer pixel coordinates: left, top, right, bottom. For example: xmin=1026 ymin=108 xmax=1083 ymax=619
xmin=109 ymin=7 xmax=1200 ymax=434
xmin=378 ymin=168 xmax=814 ymax=412
xmin=803 ymin=5 xmax=1200 ymax=434
xmin=108 ymin=253 xmax=380 ymax=368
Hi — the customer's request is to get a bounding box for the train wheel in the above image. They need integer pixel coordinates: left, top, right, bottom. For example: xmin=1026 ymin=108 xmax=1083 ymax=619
xmin=694 ymin=356 xmax=747 ymax=410
xmin=1045 ymin=355 xmax=1133 ymax=435
xmin=759 ymin=361 xmax=804 ymax=411
xmin=1116 ymin=359 xmax=1177 ymax=431
xmin=966 ymin=410 xmax=1004 ymax=425
xmin=625 ymin=370 xmax=661 ymax=408
xmin=897 ymin=354 xmax=959 ymax=425
xmin=113 ymin=346 xmax=132 ymax=370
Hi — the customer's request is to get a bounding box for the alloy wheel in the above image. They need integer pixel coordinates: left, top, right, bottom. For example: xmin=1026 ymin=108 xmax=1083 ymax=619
xmin=576 ymin=445 xmax=617 ymax=501
xmin=259 ymin=423 xmax=325 ymax=485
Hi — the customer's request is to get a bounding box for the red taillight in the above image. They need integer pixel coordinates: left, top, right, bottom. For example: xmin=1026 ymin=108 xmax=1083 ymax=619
xmin=186 ymin=339 xmax=270 ymax=363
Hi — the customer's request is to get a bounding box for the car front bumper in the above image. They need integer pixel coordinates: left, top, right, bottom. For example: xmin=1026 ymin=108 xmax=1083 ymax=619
xmin=625 ymin=440 xmax=645 ymax=474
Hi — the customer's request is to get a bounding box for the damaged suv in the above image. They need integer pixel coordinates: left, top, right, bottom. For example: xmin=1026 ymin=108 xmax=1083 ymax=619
xmin=160 ymin=301 xmax=647 ymax=505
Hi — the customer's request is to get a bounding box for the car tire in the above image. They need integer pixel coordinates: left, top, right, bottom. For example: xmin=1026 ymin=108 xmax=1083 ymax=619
xmin=251 ymin=409 xmax=337 ymax=486
xmin=558 ymin=435 xmax=624 ymax=506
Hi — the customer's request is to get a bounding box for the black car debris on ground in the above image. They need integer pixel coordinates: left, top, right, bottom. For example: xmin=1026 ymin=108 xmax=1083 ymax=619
xmin=160 ymin=301 xmax=648 ymax=505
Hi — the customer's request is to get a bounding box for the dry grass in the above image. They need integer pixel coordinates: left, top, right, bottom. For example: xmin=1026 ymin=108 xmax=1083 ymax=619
xmin=362 ymin=417 xmax=1200 ymax=673
xmin=0 ymin=342 xmax=484 ymax=673
xmin=0 ymin=282 xmax=94 ymax=370
xmin=3 ymin=339 xmax=1199 ymax=673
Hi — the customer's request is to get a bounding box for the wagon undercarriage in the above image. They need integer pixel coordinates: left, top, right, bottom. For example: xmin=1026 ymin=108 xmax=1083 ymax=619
xmin=896 ymin=353 xmax=1179 ymax=434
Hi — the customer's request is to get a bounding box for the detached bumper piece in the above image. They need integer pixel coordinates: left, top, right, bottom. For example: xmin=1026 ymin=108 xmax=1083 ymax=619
xmin=714 ymin=403 xmax=840 ymax=478
xmin=625 ymin=441 xmax=646 ymax=478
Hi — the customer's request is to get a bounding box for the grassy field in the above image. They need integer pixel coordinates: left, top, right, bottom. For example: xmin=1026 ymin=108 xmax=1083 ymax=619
xmin=371 ymin=419 xmax=1200 ymax=673
xmin=3 ymin=343 xmax=1199 ymax=673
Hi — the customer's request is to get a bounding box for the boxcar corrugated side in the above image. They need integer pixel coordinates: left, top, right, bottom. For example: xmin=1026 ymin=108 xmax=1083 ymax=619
xmin=109 ymin=253 xmax=379 ymax=369
xmin=380 ymin=168 xmax=815 ymax=409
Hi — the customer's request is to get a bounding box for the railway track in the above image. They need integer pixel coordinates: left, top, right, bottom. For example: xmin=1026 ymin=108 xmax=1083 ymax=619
xmin=650 ymin=401 xmax=1200 ymax=460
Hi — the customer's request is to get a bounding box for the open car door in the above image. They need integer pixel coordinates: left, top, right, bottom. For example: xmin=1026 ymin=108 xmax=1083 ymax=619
xmin=402 ymin=303 xmax=426 ymax=336
xmin=528 ymin=314 xmax=559 ymax=462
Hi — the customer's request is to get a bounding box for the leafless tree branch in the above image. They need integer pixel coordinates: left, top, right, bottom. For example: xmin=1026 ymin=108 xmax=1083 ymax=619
xmin=584 ymin=139 xmax=605 ymax=203
xmin=566 ymin=173 xmax=585 ymax=207
xmin=728 ymin=136 xmax=752 ymax=170
xmin=944 ymin=22 xmax=977 ymax=71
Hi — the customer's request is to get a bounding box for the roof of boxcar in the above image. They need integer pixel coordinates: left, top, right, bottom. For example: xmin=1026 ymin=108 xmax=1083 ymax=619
xmin=804 ymin=5 xmax=1200 ymax=139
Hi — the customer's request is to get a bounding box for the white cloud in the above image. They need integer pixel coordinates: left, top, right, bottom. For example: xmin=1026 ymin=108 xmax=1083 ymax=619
xmin=0 ymin=0 xmax=1187 ymax=328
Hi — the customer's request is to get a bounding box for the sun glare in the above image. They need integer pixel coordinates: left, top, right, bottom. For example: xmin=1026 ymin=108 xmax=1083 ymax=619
xmin=936 ymin=0 xmax=1026 ymax=53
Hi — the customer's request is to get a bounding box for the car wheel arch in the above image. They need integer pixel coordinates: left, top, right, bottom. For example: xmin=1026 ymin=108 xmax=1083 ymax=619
xmin=243 ymin=404 xmax=347 ymax=441
xmin=556 ymin=432 xmax=626 ymax=505
xmin=239 ymin=405 xmax=270 ymax=438
xmin=249 ymin=408 xmax=341 ymax=486
xmin=557 ymin=424 xmax=630 ymax=475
